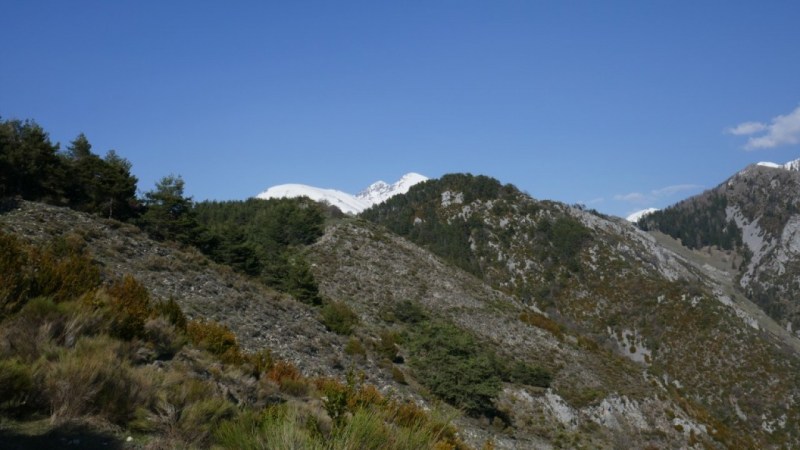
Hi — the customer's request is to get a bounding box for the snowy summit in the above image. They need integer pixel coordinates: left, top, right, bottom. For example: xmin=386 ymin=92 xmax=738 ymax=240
xmin=626 ymin=208 xmax=659 ymax=223
xmin=355 ymin=173 xmax=428 ymax=206
xmin=756 ymin=158 xmax=800 ymax=171
xmin=256 ymin=173 xmax=428 ymax=215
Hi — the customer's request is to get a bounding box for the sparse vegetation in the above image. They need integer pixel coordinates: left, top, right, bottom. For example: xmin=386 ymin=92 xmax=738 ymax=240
xmin=0 ymin=232 xmax=466 ymax=449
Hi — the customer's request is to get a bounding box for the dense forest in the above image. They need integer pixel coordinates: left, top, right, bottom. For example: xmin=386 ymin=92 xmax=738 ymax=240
xmin=637 ymin=193 xmax=742 ymax=251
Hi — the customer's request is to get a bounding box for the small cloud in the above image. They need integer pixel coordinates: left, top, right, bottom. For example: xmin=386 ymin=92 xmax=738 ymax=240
xmin=614 ymin=184 xmax=703 ymax=205
xmin=614 ymin=192 xmax=648 ymax=203
xmin=728 ymin=105 xmax=800 ymax=150
xmin=726 ymin=121 xmax=767 ymax=136
xmin=651 ymin=184 xmax=703 ymax=197
xmin=579 ymin=197 xmax=605 ymax=205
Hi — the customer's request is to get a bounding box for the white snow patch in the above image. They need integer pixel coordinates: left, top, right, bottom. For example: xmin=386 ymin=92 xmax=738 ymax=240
xmin=626 ymin=207 xmax=659 ymax=222
xmin=256 ymin=184 xmax=369 ymax=215
xmin=356 ymin=172 xmax=428 ymax=205
xmin=257 ymin=173 xmax=427 ymax=215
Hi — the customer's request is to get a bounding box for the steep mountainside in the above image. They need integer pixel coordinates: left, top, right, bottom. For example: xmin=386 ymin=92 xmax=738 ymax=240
xmin=361 ymin=173 xmax=800 ymax=448
xmin=639 ymin=161 xmax=800 ymax=335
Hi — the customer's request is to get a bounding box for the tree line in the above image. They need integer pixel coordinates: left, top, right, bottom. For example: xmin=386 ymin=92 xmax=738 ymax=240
xmin=0 ymin=117 xmax=325 ymax=302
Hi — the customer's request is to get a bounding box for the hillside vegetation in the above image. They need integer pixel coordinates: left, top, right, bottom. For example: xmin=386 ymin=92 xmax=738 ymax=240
xmin=361 ymin=173 xmax=800 ymax=448
xmin=638 ymin=164 xmax=800 ymax=335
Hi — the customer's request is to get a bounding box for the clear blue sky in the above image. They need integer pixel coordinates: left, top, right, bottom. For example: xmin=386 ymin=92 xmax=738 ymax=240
xmin=3 ymin=1 xmax=800 ymax=218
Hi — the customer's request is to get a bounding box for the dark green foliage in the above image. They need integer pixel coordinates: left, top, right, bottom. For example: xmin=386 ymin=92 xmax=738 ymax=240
xmin=195 ymin=197 xmax=325 ymax=249
xmin=502 ymin=361 xmax=552 ymax=387
xmin=408 ymin=320 xmax=501 ymax=416
xmin=194 ymin=197 xmax=326 ymax=301
xmin=284 ymin=257 xmax=323 ymax=305
xmin=62 ymin=135 xmax=139 ymax=220
xmin=139 ymin=175 xmax=205 ymax=245
xmin=0 ymin=120 xmax=139 ymax=220
xmin=537 ymin=217 xmax=593 ymax=272
xmin=106 ymin=275 xmax=153 ymax=340
xmin=363 ymin=173 xmax=593 ymax=282
xmin=320 ymin=300 xmax=359 ymax=335
xmin=0 ymin=118 xmax=64 ymax=202
xmin=361 ymin=174 xmax=518 ymax=276
xmin=392 ymin=300 xmax=428 ymax=324
xmin=638 ymin=193 xmax=741 ymax=250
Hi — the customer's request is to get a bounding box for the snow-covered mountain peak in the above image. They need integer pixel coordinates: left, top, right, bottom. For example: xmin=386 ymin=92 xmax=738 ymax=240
xmin=356 ymin=172 xmax=429 ymax=206
xmin=626 ymin=207 xmax=659 ymax=222
xmin=255 ymin=184 xmax=369 ymax=215
xmin=756 ymin=158 xmax=800 ymax=171
xmin=256 ymin=173 xmax=428 ymax=215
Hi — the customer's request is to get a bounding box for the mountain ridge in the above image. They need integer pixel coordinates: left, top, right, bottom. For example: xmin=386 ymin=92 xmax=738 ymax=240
xmin=255 ymin=172 xmax=428 ymax=214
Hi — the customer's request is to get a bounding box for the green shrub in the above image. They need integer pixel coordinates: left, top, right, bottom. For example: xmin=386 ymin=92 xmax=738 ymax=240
xmin=519 ymin=311 xmax=563 ymax=339
xmin=152 ymin=297 xmax=187 ymax=331
xmin=502 ymin=361 xmax=551 ymax=388
xmin=393 ymin=300 xmax=427 ymax=324
xmin=331 ymin=407 xmax=389 ymax=450
xmin=107 ymin=275 xmax=153 ymax=340
xmin=408 ymin=321 xmax=501 ymax=417
xmin=391 ymin=367 xmax=407 ymax=384
xmin=143 ymin=317 xmax=186 ymax=359
xmin=345 ymin=337 xmax=366 ymax=358
xmin=177 ymin=397 xmax=237 ymax=444
xmin=376 ymin=331 xmax=402 ymax=362
xmin=214 ymin=404 xmax=321 ymax=450
xmin=186 ymin=320 xmax=243 ymax=364
xmin=320 ymin=301 xmax=359 ymax=335
xmin=0 ymin=232 xmax=101 ymax=318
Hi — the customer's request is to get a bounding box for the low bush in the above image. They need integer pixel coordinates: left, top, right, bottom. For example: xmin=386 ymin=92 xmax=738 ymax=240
xmin=408 ymin=321 xmax=501 ymax=417
xmin=41 ymin=335 xmax=149 ymax=424
xmin=320 ymin=301 xmax=359 ymax=335
xmin=519 ymin=311 xmax=563 ymax=338
xmin=186 ymin=319 xmax=243 ymax=364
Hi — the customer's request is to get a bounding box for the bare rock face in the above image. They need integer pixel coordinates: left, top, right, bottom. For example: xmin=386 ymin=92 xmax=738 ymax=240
xmin=640 ymin=163 xmax=800 ymax=337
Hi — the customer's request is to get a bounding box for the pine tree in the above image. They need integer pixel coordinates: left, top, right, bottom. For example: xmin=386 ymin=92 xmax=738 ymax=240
xmin=139 ymin=175 xmax=202 ymax=244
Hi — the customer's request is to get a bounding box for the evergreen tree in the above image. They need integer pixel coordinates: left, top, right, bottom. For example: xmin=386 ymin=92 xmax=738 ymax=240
xmin=62 ymin=134 xmax=139 ymax=220
xmin=0 ymin=119 xmax=63 ymax=201
xmin=139 ymin=175 xmax=202 ymax=244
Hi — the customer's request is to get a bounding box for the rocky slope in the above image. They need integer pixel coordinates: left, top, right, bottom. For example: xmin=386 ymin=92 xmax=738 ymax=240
xmin=361 ymin=173 xmax=800 ymax=448
xmin=639 ymin=162 xmax=800 ymax=337
xmin=0 ymin=200 xmax=351 ymax=379
xmin=5 ymin=168 xmax=800 ymax=448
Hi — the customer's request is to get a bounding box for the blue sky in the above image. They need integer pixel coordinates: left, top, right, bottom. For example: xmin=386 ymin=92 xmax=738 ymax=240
xmin=3 ymin=1 xmax=800 ymax=218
